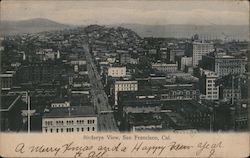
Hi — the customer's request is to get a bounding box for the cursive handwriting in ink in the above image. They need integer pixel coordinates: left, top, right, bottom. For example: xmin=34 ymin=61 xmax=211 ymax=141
xmin=168 ymin=141 xmax=193 ymax=151
xmin=15 ymin=143 xmax=25 ymax=153
xmin=131 ymin=142 xmax=166 ymax=156
xmin=29 ymin=144 xmax=61 ymax=156
xmin=61 ymin=141 xmax=93 ymax=158
xmin=196 ymin=141 xmax=223 ymax=158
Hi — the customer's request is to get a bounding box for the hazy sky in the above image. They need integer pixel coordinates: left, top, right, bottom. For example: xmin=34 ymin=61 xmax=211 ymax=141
xmin=1 ymin=0 xmax=249 ymax=25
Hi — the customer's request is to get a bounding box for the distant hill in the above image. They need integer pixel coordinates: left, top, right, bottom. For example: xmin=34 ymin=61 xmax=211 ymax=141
xmin=0 ymin=18 xmax=72 ymax=35
xmin=115 ymin=24 xmax=249 ymax=41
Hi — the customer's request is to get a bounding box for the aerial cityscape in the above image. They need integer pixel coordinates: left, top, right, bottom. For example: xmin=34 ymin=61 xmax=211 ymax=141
xmin=0 ymin=1 xmax=249 ymax=133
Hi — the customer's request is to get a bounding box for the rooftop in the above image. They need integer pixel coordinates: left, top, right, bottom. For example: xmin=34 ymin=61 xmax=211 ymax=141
xmin=128 ymin=113 xmax=162 ymax=126
xmin=43 ymin=106 xmax=96 ymax=118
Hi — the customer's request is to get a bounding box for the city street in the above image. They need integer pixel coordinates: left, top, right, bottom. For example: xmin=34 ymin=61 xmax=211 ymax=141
xmin=84 ymin=44 xmax=118 ymax=131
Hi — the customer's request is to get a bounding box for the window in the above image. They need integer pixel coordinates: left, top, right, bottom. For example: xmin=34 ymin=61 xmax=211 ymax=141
xmin=92 ymin=127 xmax=95 ymax=131
xmin=87 ymin=127 xmax=90 ymax=131
xmin=77 ymin=128 xmax=79 ymax=132
xmin=50 ymin=129 xmax=53 ymax=133
xmin=61 ymin=128 xmax=63 ymax=132
xmin=45 ymin=129 xmax=47 ymax=133
xmin=56 ymin=129 xmax=59 ymax=133
xmin=77 ymin=120 xmax=84 ymax=124
xmin=82 ymin=128 xmax=84 ymax=131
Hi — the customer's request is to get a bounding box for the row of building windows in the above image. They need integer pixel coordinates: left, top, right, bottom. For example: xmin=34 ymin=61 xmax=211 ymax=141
xmin=44 ymin=119 xmax=95 ymax=126
xmin=51 ymin=104 xmax=69 ymax=108
xmin=117 ymin=84 xmax=137 ymax=87
xmin=207 ymin=88 xmax=217 ymax=90
xmin=56 ymin=121 xmax=63 ymax=125
xmin=44 ymin=127 xmax=95 ymax=133
xmin=117 ymin=87 xmax=137 ymax=91
xmin=207 ymin=84 xmax=216 ymax=87
xmin=67 ymin=120 xmax=74 ymax=125
xmin=207 ymin=95 xmax=218 ymax=98
xmin=161 ymin=90 xmax=197 ymax=95
xmin=207 ymin=92 xmax=218 ymax=94
xmin=44 ymin=121 xmax=53 ymax=125
xmin=77 ymin=120 xmax=84 ymax=124
xmin=161 ymin=94 xmax=196 ymax=98
xmin=87 ymin=120 xmax=95 ymax=124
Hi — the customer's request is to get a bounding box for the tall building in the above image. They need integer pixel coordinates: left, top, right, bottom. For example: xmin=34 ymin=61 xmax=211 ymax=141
xmin=192 ymin=41 xmax=214 ymax=67
xmin=201 ymin=52 xmax=246 ymax=77
xmin=120 ymin=53 xmax=131 ymax=65
xmin=160 ymin=47 xmax=175 ymax=63
xmin=111 ymin=80 xmax=138 ymax=106
xmin=200 ymin=69 xmax=219 ymax=100
xmin=0 ymin=73 xmax=14 ymax=91
xmin=159 ymin=48 xmax=168 ymax=61
xmin=181 ymin=56 xmax=193 ymax=71
xmin=42 ymin=106 xmax=97 ymax=133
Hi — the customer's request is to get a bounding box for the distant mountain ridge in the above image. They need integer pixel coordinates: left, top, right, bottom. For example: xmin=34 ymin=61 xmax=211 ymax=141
xmin=115 ymin=23 xmax=249 ymax=41
xmin=0 ymin=18 xmax=72 ymax=35
xmin=1 ymin=18 xmax=249 ymax=41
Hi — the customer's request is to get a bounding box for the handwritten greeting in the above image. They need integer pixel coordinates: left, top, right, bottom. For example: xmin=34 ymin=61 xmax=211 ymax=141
xmin=13 ymin=134 xmax=223 ymax=158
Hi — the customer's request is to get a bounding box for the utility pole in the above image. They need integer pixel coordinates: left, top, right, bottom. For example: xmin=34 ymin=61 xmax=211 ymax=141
xmin=27 ymin=91 xmax=30 ymax=133
xmin=232 ymin=75 xmax=234 ymax=105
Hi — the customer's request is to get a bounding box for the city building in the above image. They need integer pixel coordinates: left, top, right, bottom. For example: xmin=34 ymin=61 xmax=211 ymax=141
xmin=221 ymin=88 xmax=241 ymax=101
xmin=168 ymin=49 xmax=176 ymax=63
xmin=159 ymin=47 xmax=168 ymax=61
xmin=42 ymin=106 xmax=97 ymax=133
xmin=111 ymin=80 xmax=138 ymax=106
xmin=159 ymin=84 xmax=199 ymax=101
xmin=0 ymin=73 xmax=14 ymax=91
xmin=181 ymin=56 xmax=193 ymax=71
xmin=127 ymin=113 xmax=163 ymax=132
xmin=17 ymin=61 xmax=63 ymax=84
xmin=201 ymin=52 xmax=246 ymax=77
xmin=152 ymin=62 xmax=178 ymax=73
xmin=199 ymin=69 xmax=219 ymax=100
xmin=108 ymin=67 xmax=126 ymax=77
xmin=159 ymin=47 xmax=175 ymax=63
xmin=192 ymin=41 xmax=214 ymax=67
xmin=120 ymin=53 xmax=131 ymax=65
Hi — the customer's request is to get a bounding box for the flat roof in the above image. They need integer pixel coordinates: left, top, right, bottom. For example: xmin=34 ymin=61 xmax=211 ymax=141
xmin=43 ymin=106 xmax=96 ymax=118
xmin=128 ymin=113 xmax=162 ymax=126
xmin=0 ymin=74 xmax=13 ymax=77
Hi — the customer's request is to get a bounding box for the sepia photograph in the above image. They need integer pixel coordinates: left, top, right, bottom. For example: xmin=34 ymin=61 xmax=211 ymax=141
xmin=0 ymin=0 xmax=249 ymax=157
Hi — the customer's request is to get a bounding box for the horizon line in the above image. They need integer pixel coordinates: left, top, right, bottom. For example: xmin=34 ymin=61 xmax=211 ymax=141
xmin=2 ymin=18 xmax=249 ymax=26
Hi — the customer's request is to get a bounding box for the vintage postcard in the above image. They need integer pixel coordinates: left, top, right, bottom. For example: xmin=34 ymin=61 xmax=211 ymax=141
xmin=0 ymin=0 xmax=249 ymax=157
